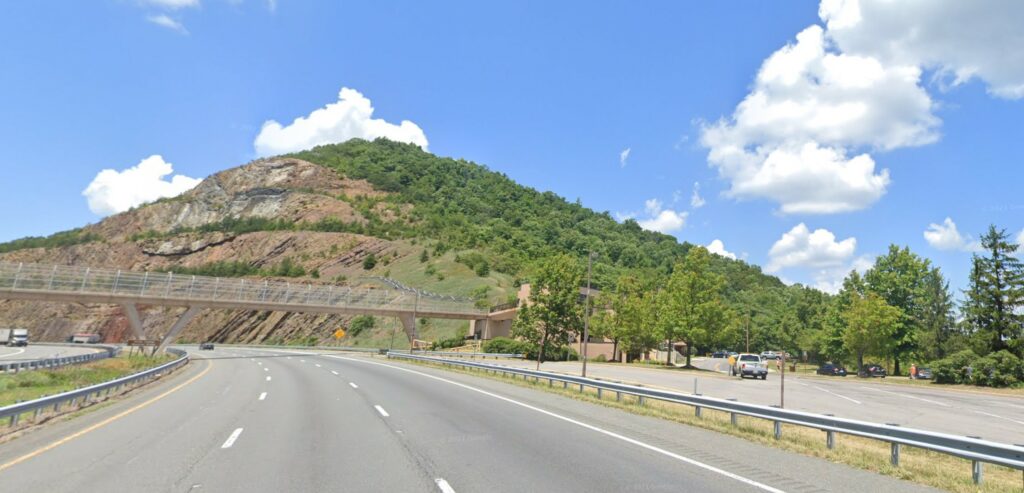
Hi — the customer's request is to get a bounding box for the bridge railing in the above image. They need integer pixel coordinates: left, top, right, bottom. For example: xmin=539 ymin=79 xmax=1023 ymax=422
xmin=0 ymin=262 xmax=485 ymax=316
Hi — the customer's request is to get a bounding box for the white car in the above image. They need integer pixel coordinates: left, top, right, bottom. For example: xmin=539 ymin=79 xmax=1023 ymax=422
xmin=732 ymin=353 xmax=768 ymax=379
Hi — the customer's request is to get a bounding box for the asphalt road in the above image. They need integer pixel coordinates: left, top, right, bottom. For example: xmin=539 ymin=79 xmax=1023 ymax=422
xmin=493 ymin=357 xmax=1024 ymax=445
xmin=0 ymin=347 xmax=938 ymax=493
xmin=0 ymin=343 xmax=104 ymax=362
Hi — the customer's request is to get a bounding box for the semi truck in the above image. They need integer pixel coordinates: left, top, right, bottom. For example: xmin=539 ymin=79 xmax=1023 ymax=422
xmin=0 ymin=328 xmax=29 ymax=347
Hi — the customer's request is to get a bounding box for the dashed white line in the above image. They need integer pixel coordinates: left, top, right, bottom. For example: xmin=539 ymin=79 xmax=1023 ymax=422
xmin=263 ymin=367 xmax=269 ymax=372
xmin=349 ymin=382 xmax=359 ymax=389
xmin=435 ymin=478 xmax=456 ymax=493
xmin=374 ymin=405 xmax=390 ymax=417
xmin=812 ymin=385 xmax=862 ymax=404
xmin=331 ymin=370 xmax=339 ymax=375
xmin=256 ymin=361 xmax=262 ymax=365
xmin=221 ymin=428 xmax=244 ymax=449
xmin=315 ymin=364 xmax=322 ymax=368
xmin=299 ymin=359 xmax=306 ymax=363
xmin=266 ymin=376 xmax=272 ymax=382
xmin=259 ymin=392 xmax=267 ymax=401
xmin=328 ymin=355 xmax=784 ymax=493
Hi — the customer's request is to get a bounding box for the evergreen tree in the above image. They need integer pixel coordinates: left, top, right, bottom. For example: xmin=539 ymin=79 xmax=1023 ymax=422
xmin=917 ymin=268 xmax=955 ymax=360
xmin=963 ymin=225 xmax=1024 ymax=355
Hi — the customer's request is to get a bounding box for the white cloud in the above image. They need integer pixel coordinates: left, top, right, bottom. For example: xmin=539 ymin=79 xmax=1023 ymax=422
xmin=619 ymin=147 xmax=631 ymax=168
xmin=767 ymin=223 xmax=856 ymax=272
xmin=254 ymin=87 xmax=429 ymax=157
xmin=821 ymin=0 xmax=1024 ymax=99
xmin=706 ymin=239 xmax=736 ymax=260
xmin=628 ymin=198 xmax=688 ymax=234
xmin=701 ymin=24 xmax=934 ymax=214
xmin=146 ymin=14 xmax=188 ymax=33
xmin=690 ymin=182 xmax=706 ymax=208
xmin=83 ymin=155 xmax=201 ymax=216
xmin=923 ymin=217 xmax=981 ymax=252
xmin=141 ymin=0 xmax=199 ymax=9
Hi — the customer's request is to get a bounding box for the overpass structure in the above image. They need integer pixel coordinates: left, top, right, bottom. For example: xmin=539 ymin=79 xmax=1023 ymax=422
xmin=0 ymin=262 xmax=489 ymax=352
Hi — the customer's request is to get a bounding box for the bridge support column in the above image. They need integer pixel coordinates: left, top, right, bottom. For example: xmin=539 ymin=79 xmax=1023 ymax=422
xmin=398 ymin=313 xmax=417 ymax=342
xmin=156 ymin=306 xmax=202 ymax=354
xmin=121 ymin=303 xmax=146 ymax=340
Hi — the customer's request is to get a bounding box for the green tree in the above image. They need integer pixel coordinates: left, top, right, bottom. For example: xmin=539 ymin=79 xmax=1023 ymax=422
xmin=917 ymin=268 xmax=955 ymax=360
xmin=863 ymin=245 xmax=933 ymax=375
xmin=348 ymin=315 xmax=375 ymax=336
xmin=511 ymin=254 xmax=584 ymax=367
xmin=589 ymin=275 xmax=660 ymax=362
xmin=661 ymin=247 xmax=732 ymax=367
xmin=963 ymin=225 xmax=1024 ymax=355
xmin=362 ymin=253 xmax=377 ymax=270
xmin=843 ymin=292 xmax=902 ymax=370
xmin=419 ymin=249 xmax=429 ymax=263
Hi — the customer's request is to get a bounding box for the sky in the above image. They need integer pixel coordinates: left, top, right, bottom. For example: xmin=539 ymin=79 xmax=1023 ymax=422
xmin=1 ymin=0 xmax=1022 ymax=296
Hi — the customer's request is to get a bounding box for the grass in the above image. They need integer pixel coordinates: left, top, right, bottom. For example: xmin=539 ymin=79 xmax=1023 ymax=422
xmin=0 ymin=353 xmax=176 ymax=407
xmin=404 ymin=358 xmax=1024 ymax=493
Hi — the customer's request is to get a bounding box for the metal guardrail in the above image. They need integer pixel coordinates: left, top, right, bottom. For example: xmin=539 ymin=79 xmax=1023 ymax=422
xmin=489 ymin=299 xmax=520 ymax=313
xmin=1 ymin=344 xmax=120 ymax=373
xmin=214 ymin=343 xmax=383 ymax=354
xmin=0 ymin=348 xmax=189 ymax=428
xmin=0 ymin=262 xmax=486 ymax=318
xmin=388 ymin=352 xmax=1024 ymax=484
xmin=406 ymin=350 xmax=524 ymax=359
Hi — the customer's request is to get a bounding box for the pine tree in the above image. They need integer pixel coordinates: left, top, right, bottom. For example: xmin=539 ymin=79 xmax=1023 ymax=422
xmin=963 ymin=225 xmax=1024 ymax=354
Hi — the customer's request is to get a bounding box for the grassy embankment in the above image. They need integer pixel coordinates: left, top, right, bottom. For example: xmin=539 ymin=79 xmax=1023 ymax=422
xmin=0 ymin=353 xmax=176 ymax=407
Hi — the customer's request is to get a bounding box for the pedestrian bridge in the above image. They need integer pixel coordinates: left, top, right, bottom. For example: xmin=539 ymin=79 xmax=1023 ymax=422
xmin=0 ymin=262 xmax=489 ymax=351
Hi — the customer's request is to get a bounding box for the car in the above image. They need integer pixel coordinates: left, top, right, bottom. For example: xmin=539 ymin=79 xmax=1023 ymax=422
xmin=731 ymin=353 xmax=768 ymax=379
xmin=858 ymin=364 xmax=887 ymax=378
xmin=760 ymin=350 xmax=779 ymax=360
xmin=816 ymin=363 xmax=847 ymax=376
xmin=199 ymin=342 xmax=215 ymax=350
xmin=915 ymin=367 xmax=933 ymax=380
xmin=711 ymin=351 xmax=728 ymax=359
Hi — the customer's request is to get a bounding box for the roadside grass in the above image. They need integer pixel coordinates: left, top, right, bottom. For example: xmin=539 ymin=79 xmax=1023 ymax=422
xmin=404 ymin=358 xmax=1024 ymax=493
xmin=0 ymin=353 xmax=175 ymax=407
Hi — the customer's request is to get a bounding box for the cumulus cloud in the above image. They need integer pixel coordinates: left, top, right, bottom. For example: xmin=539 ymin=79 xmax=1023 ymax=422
xmin=83 ymin=155 xmax=201 ymax=216
xmin=706 ymin=239 xmax=736 ymax=260
xmin=619 ymin=148 xmax=631 ymax=168
xmin=702 ymin=1 xmax=1024 ymax=214
xmin=690 ymin=182 xmax=706 ymax=208
xmin=146 ymin=14 xmax=187 ymax=33
xmin=629 ymin=198 xmax=688 ymax=234
xmin=923 ymin=217 xmax=981 ymax=252
xmin=254 ymin=87 xmax=429 ymax=157
xmin=766 ymin=223 xmax=867 ymax=293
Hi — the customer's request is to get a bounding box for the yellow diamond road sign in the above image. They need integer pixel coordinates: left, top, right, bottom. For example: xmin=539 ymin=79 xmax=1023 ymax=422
xmin=334 ymin=328 xmax=346 ymax=339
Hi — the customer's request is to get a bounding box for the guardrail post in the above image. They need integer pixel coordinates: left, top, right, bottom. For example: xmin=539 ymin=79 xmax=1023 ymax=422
xmin=972 ymin=461 xmax=982 ymax=484
xmin=562 ymin=381 xmax=568 ymax=389
xmin=774 ymin=421 xmax=782 ymax=439
xmin=596 ymin=388 xmax=602 ymax=399
xmin=637 ymin=395 xmax=645 ymax=406
xmin=695 ymin=405 xmax=702 ymax=418
xmin=9 ymin=412 xmax=18 ymax=426
xmin=616 ymin=391 xmax=622 ymax=402
xmin=890 ymin=443 xmax=900 ymax=466
xmin=827 ymin=431 xmax=835 ymax=449
xmin=548 ymin=378 xmax=552 ymax=387
xmin=578 ymin=383 xmax=584 ymax=393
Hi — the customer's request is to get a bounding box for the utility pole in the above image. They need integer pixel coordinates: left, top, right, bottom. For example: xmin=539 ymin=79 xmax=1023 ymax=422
xmin=780 ymin=352 xmax=786 ymax=408
xmin=745 ymin=312 xmax=751 ymax=353
xmin=581 ymin=251 xmax=596 ymax=378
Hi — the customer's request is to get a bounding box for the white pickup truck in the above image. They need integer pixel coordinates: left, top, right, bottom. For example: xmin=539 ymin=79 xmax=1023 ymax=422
xmin=731 ymin=353 xmax=768 ymax=379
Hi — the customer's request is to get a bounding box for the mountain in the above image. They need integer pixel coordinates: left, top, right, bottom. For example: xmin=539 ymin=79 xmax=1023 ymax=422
xmin=0 ymin=139 xmax=788 ymax=347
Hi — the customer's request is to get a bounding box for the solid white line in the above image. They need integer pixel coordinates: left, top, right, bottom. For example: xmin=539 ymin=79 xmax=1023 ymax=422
xmin=435 ymin=478 xmax=456 ymax=493
xmin=812 ymin=385 xmax=861 ymax=405
xmin=974 ymin=410 xmax=1024 ymax=426
xmin=266 ymin=376 xmax=272 ymax=382
xmin=331 ymin=370 xmax=339 ymax=375
xmin=221 ymin=428 xmax=244 ymax=448
xmin=259 ymin=392 xmax=267 ymax=400
xmin=858 ymin=386 xmax=950 ymax=407
xmin=349 ymin=382 xmax=359 ymax=389
xmin=374 ymin=405 xmax=390 ymax=417
xmin=0 ymin=348 xmax=27 ymax=359
xmin=328 ymin=356 xmax=785 ymax=493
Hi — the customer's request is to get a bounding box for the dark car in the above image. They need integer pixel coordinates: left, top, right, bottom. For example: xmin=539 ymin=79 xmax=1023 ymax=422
xmin=915 ymin=367 xmax=933 ymax=380
xmin=816 ymin=363 xmax=847 ymax=376
xmin=199 ymin=342 xmax=215 ymax=350
xmin=711 ymin=351 xmax=728 ymax=359
xmin=858 ymin=364 xmax=887 ymax=378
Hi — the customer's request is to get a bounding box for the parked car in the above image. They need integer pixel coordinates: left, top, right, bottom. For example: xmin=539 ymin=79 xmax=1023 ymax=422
xmin=732 ymin=353 xmax=768 ymax=379
xmin=816 ymin=363 xmax=847 ymax=376
xmin=858 ymin=364 xmax=887 ymax=378
xmin=915 ymin=367 xmax=933 ymax=380
xmin=760 ymin=350 xmax=779 ymax=360
xmin=711 ymin=351 xmax=728 ymax=359
xmin=199 ymin=342 xmax=215 ymax=350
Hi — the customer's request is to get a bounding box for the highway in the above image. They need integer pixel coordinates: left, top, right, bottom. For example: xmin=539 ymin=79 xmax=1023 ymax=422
xmin=493 ymin=357 xmax=1024 ymax=446
xmin=0 ymin=343 xmax=104 ymax=362
xmin=0 ymin=347 xmax=937 ymax=493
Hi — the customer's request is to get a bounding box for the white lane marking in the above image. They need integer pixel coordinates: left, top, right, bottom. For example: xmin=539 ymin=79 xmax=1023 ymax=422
xmin=250 ymin=358 xmax=255 ymax=362
xmin=974 ymin=410 xmax=1024 ymax=426
xmin=257 ymin=362 xmax=262 ymax=365
xmin=349 ymin=382 xmax=359 ymax=389
xmin=0 ymin=348 xmax=27 ymax=359
xmin=435 ymin=478 xmax=456 ymax=493
xmin=328 ymin=356 xmax=785 ymax=493
xmin=300 ymin=359 xmax=305 ymax=363
xmin=266 ymin=376 xmax=272 ymax=382
xmin=374 ymin=405 xmax=390 ymax=417
xmin=812 ymin=385 xmax=861 ymax=404
xmin=331 ymin=370 xmax=339 ymax=375
xmin=858 ymin=386 xmax=950 ymax=407
xmin=221 ymin=428 xmax=244 ymax=449
xmin=259 ymin=392 xmax=267 ymax=401
xmin=287 ymin=357 xmax=292 ymax=360
xmin=315 ymin=364 xmax=322 ymax=368
xmin=263 ymin=367 xmax=269 ymax=372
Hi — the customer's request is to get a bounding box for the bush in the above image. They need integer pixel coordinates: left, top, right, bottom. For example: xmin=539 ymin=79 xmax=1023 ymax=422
xmin=430 ymin=335 xmax=467 ymax=350
xmin=363 ymin=253 xmax=377 ymax=270
xmin=349 ymin=315 xmax=375 ymax=336
xmin=932 ymin=349 xmax=979 ymax=384
xmin=970 ymin=350 xmax=1022 ymax=387
xmin=483 ymin=337 xmax=530 ymax=355
xmin=592 ymin=354 xmax=607 ymax=363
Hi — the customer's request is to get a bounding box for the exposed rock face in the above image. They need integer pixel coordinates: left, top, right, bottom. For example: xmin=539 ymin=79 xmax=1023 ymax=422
xmin=0 ymin=157 xmax=408 ymax=344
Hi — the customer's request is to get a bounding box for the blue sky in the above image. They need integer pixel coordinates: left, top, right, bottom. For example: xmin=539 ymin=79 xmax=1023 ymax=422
xmin=1 ymin=1 xmax=1022 ymax=295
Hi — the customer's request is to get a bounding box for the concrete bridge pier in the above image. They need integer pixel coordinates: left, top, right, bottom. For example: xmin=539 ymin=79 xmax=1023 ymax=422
xmin=122 ymin=303 xmax=203 ymax=354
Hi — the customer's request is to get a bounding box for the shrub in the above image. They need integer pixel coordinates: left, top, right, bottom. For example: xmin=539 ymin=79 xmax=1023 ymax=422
xmin=932 ymin=349 xmax=979 ymax=384
xmin=430 ymin=335 xmax=467 ymax=350
xmin=363 ymin=253 xmax=377 ymax=270
xmin=349 ymin=315 xmax=375 ymax=336
xmin=483 ymin=337 xmax=530 ymax=355
xmin=592 ymin=354 xmax=607 ymax=363
xmin=970 ymin=350 xmax=1022 ymax=387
